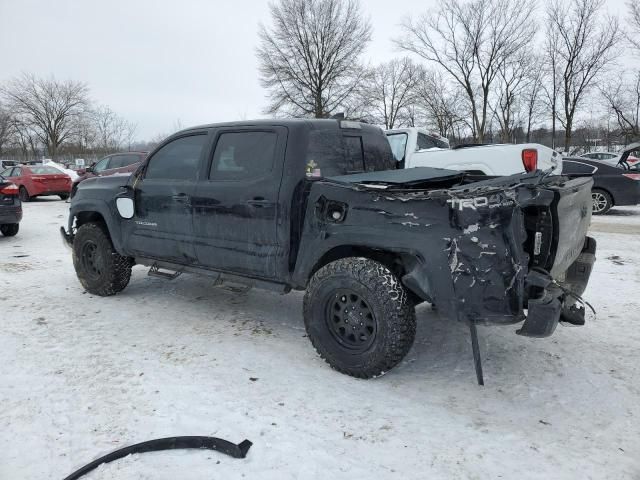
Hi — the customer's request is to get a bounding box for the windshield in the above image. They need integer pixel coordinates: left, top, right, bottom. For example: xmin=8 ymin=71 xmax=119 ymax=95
xmin=386 ymin=133 xmax=408 ymax=162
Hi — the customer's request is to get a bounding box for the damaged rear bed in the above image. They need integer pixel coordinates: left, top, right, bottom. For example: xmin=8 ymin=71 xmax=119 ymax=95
xmin=297 ymin=167 xmax=596 ymax=338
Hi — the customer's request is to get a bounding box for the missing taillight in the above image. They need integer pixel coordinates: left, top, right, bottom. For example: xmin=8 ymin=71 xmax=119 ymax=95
xmin=522 ymin=149 xmax=538 ymax=172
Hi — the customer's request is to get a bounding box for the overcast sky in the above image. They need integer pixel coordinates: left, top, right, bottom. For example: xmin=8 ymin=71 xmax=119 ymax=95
xmin=0 ymin=0 xmax=633 ymax=140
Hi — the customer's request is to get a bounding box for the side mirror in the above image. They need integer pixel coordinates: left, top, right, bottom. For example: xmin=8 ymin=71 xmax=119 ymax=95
xmin=116 ymin=197 xmax=135 ymax=219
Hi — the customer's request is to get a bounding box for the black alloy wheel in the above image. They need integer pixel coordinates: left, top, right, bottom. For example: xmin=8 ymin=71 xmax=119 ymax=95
xmin=326 ymin=289 xmax=378 ymax=352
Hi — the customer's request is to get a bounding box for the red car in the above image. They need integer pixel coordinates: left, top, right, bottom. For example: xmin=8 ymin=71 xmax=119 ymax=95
xmin=0 ymin=165 xmax=72 ymax=201
xmin=72 ymin=152 xmax=147 ymax=197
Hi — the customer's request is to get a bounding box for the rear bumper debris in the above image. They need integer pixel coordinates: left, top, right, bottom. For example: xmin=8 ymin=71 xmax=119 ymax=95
xmin=518 ymin=236 xmax=596 ymax=338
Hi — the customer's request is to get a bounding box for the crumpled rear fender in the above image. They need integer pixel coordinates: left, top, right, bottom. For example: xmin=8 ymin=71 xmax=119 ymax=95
xmin=294 ymin=177 xmax=559 ymax=327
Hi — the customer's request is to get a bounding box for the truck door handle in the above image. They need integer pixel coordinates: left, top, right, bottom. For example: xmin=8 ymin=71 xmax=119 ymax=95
xmin=172 ymin=193 xmax=190 ymax=203
xmin=246 ymin=198 xmax=272 ymax=208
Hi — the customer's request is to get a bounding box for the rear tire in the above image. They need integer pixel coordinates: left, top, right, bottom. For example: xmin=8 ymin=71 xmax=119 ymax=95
xmin=72 ymin=222 xmax=133 ymax=296
xmin=303 ymin=257 xmax=416 ymax=379
xmin=19 ymin=186 xmax=30 ymax=202
xmin=0 ymin=223 xmax=19 ymax=237
xmin=59 ymin=193 xmax=69 ymax=200
xmin=592 ymin=189 xmax=612 ymax=215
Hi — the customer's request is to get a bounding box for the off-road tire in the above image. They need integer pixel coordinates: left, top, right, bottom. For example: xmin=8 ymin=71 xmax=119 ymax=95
xmin=19 ymin=186 xmax=30 ymax=202
xmin=0 ymin=223 xmax=19 ymax=236
xmin=592 ymin=189 xmax=613 ymax=215
xmin=72 ymin=222 xmax=133 ymax=296
xmin=59 ymin=193 xmax=69 ymax=200
xmin=303 ymin=257 xmax=416 ymax=379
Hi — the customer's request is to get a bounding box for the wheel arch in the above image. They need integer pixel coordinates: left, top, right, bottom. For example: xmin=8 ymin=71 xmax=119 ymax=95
xmin=307 ymin=245 xmax=421 ymax=281
xmin=75 ymin=210 xmax=108 ymax=229
xmin=70 ymin=201 xmax=125 ymax=254
xmin=592 ymin=186 xmax=615 ymax=205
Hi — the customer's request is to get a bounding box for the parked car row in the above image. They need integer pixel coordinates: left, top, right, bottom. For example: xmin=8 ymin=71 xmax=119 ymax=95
xmin=0 ymin=151 xmax=147 ymax=203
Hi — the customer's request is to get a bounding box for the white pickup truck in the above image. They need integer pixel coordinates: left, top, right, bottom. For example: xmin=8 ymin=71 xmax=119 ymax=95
xmin=385 ymin=127 xmax=562 ymax=176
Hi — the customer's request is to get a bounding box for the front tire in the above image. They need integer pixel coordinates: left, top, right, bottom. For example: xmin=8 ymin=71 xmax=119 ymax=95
xmin=592 ymin=189 xmax=612 ymax=215
xmin=72 ymin=222 xmax=133 ymax=296
xmin=0 ymin=223 xmax=19 ymax=236
xmin=303 ymin=257 xmax=416 ymax=379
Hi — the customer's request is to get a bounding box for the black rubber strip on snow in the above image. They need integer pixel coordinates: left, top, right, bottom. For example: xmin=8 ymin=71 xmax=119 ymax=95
xmin=62 ymin=436 xmax=252 ymax=480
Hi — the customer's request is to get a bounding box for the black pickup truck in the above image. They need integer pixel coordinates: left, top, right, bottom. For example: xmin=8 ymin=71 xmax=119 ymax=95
xmin=62 ymin=119 xmax=596 ymax=382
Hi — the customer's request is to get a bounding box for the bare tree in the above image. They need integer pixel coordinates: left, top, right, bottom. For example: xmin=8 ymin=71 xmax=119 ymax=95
xmin=414 ymin=69 xmax=466 ymax=140
xmin=9 ymin=118 xmax=41 ymax=161
xmin=492 ymin=52 xmax=531 ymax=142
xmin=1 ymin=73 xmax=89 ymax=159
xmin=91 ymin=105 xmax=134 ymax=152
xmin=601 ymin=72 xmax=640 ymax=140
xmin=546 ymin=0 xmax=620 ymax=152
xmin=542 ymin=18 xmax=563 ymax=149
xmin=627 ymin=0 xmax=640 ymax=53
xmin=0 ymin=104 xmax=12 ymax=157
xmin=396 ymin=0 xmax=536 ymax=142
xmin=256 ymin=0 xmax=372 ymax=117
xmin=522 ymin=63 xmax=545 ymax=143
xmin=359 ymin=58 xmax=420 ymax=128
xmin=123 ymin=122 xmax=137 ymax=151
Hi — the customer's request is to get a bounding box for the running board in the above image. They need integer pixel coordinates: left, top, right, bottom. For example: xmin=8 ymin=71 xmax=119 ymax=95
xmin=148 ymin=263 xmax=182 ymax=280
xmin=135 ymin=257 xmax=291 ymax=294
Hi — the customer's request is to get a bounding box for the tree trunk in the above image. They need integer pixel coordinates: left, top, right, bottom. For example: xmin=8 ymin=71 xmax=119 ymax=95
xmin=551 ymin=105 xmax=556 ymax=150
xmin=564 ymin=117 xmax=573 ymax=153
xmin=314 ymin=92 xmax=324 ymax=118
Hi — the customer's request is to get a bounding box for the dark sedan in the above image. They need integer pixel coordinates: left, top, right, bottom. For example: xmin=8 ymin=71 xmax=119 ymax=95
xmin=562 ymin=158 xmax=640 ymax=214
xmin=0 ymin=174 xmax=22 ymax=236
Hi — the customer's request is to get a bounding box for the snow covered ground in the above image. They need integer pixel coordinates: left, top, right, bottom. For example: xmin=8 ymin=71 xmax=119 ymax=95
xmin=1 ymin=199 xmax=639 ymax=479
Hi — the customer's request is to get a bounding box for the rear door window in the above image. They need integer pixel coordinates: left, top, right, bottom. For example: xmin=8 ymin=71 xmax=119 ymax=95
xmin=562 ymin=161 xmax=598 ymax=175
xmin=210 ymin=131 xmax=277 ymax=180
xmin=308 ymin=129 xmax=396 ymax=177
xmin=110 ymin=154 xmax=142 ymax=169
xmin=146 ymin=134 xmax=208 ymax=181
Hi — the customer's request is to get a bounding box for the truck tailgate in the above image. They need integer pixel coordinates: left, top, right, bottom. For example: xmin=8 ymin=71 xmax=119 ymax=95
xmin=548 ymin=177 xmax=593 ymax=278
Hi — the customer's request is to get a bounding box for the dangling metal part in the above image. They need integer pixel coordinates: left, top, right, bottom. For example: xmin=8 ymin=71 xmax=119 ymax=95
xmin=469 ymin=322 xmax=484 ymax=386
